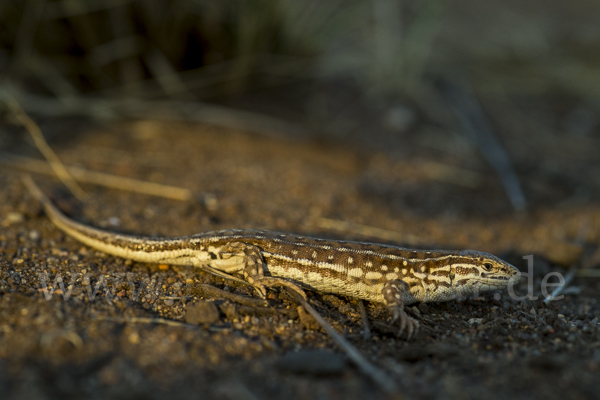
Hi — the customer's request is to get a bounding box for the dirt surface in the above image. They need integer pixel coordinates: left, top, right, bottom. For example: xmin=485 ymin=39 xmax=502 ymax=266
xmin=1 ymin=122 xmax=600 ymax=399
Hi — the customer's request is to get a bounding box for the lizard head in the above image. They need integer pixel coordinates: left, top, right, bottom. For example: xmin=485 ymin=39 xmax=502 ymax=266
xmin=450 ymin=250 xmax=520 ymax=296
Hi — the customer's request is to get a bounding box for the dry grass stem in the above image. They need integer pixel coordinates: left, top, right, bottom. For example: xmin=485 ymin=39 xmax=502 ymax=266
xmin=419 ymin=160 xmax=483 ymax=188
xmin=576 ymin=270 xmax=600 ymax=277
xmin=15 ymin=92 xmax=308 ymax=139
xmin=439 ymin=80 xmax=527 ymax=212
xmin=543 ymin=269 xmax=576 ymax=303
xmin=299 ymin=298 xmax=397 ymax=394
xmin=98 ymin=316 xmax=189 ymax=327
xmin=358 ymin=300 xmax=371 ymax=341
xmin=4 ymin=96 xmax=87 ymax=200
xmin=43 ymin=0 xmax=136 ymax=20
xmin=145 ymin=49 xmax=197 ymax=101
xmin=2 ymin=153 xmax=193 ymax=201
xmin=13 ymin=0 xmax=46 ymax=67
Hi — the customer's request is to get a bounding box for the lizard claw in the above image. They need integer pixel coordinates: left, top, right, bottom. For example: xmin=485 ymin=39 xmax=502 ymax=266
xmin=398 ymin=310 xmax=407 ymax=336
xmin=390 ymin=305 xmax=419 ymax=339
xmin=383 ymin=280 xmax=419 ymax=340
xmin=256 ymin=277 xmax=307 ymax=302
xmin=405 ymin=316 xmax=419 ymax=340
xmin=400 ymin=312 xmax=419 ymax=339
xmin=252 ymin=283 xmax=267 ymax=298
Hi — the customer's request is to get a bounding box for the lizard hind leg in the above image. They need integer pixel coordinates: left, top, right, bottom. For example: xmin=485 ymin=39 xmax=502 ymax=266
xmin=221 ymin=242 xmax=307 ymax=302
xmin=382 ymin=280 xmax=420 ymax=340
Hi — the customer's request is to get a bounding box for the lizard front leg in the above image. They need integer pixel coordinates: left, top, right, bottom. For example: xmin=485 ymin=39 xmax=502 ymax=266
xmin=220 ymin=242 xmax=307 ymax=302
xmin=382 ymin=280 xmax=420 ymax=339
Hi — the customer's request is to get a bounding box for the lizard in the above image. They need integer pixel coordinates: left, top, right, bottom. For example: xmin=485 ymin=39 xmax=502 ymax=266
xmin=23 ymin=176 xmax=521 ymax=339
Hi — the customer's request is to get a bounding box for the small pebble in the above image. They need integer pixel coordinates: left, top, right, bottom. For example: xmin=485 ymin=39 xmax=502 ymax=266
xmin=28 ymin=230 xmax=40 ymax=241
xmin=185 ymin=301 xmax=220 ymax=325
xmin=201 ymin=193 xmax=219 ymax=212
xmin=5 ymin=212 xmax=24 ymax=225
xmin=128 ymin=332 xmax=140 ymax=344
xmin=108 ymin=217 xmax=120 ymax=227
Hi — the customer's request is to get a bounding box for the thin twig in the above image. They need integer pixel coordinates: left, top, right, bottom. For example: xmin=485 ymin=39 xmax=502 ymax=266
xmin=160 ymin=296 xmax=194 ymax=300
xmin=298 ymin=298 xmax=397 ymax=394
xmin=13 ymin=0 xmax=46 ymax=67
xmin=14 ymin=92 xmax=308 ymax=140
xmin=576 ymin=269 xmax=600 ymax=277
xmin=43 ymin=0 xmax=136 ymax=20
xmin=3 ymin=96 xmax=87 ymax=200
xmin=543 ymin=269 xmax=576 ymax=303
xmin=358 ymin=300 xmax=371 ymax=340
xmin=517 ymin=310 xmax=538 ymax=322
xmin=236 ymin=305 xmax=278 ymax=316
xmin=1 ymin=153 xmax=193 ymax=201
xmin=145 ymin=48 xmax=197 ymax=101
xmin=188 ymin=283 xmax=268 ymax=308
xmin=438 ymin=79 xmax=527 ymax=212
xmin=419 ymin=160 xmax=483 ymax=188
xmin=97 ymin=316 xmax=190 ymax=327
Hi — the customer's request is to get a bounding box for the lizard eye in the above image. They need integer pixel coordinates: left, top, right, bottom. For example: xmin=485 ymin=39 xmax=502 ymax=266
xmin=483 ymin=262 xmax=493 ymax=271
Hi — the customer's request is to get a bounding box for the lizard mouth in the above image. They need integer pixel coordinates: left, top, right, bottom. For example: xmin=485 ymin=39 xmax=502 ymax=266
xmin=508 ymin=267 xmax=521 ymax=285
xmin=478 ymin=281 xmax=508 ymax=291
xmin=477 ymin=268 xmax=521 ymax=291
xmin=509 ymin=270 xmax=521 ymax=285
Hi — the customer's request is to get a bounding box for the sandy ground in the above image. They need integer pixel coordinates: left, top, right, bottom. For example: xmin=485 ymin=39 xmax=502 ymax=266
xmin=1 ymin=121 xmax=599 ymax=399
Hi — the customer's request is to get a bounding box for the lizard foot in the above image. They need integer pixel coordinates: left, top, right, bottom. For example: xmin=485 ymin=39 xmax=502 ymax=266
xmin=256 ymin=276 xmax=307 ymax=303
xmin=383 ymin=280 xmax=419 ymax=340
xmin=389 ymin=305 xmax=420 ymax=340
xmin=220 ymin=242 xmax=307 ymax=303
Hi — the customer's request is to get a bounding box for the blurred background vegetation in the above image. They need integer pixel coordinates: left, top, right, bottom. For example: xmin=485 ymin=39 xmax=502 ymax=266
xmin=1 ymin=0 xmax=599 ymax=213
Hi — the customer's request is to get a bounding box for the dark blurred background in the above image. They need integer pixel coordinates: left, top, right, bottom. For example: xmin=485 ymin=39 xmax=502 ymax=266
xmin=1 ymin=0 xmax=599 ymax=214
